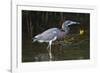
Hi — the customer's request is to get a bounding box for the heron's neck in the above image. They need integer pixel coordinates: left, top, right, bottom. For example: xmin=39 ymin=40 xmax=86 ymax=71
xmin=62 ymin=24 xmax=69 ymax=32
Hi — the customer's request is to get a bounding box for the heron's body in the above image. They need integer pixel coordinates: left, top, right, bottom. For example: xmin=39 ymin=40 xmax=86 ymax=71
xmin=32 ymin=20 xmax=80 ymax=61
xmin=34 ymin=28 xmax=68 ymax=43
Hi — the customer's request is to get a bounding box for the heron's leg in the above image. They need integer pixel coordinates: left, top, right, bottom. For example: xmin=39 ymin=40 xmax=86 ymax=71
xmin=49 ymin=41 xmax=52 ymax=61
xmin=46 ymin=44 xmax=50 ymax=52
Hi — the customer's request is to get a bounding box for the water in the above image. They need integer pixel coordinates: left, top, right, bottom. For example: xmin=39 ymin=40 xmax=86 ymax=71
xmin=22 ymin=33 xmax=90 ymax=62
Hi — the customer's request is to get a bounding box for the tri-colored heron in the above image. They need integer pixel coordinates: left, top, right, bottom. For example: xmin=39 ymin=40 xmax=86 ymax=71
xmin=32 ymin=20 xmax=80 ymax=61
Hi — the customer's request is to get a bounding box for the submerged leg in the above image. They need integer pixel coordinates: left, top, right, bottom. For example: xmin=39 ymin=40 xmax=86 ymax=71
xmin=49 ymin=41 xmax=52 ymax=61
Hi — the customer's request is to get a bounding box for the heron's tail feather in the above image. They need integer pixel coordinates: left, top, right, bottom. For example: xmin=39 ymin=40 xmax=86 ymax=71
xmin=32 ymin=38 xmax=37 ymax=42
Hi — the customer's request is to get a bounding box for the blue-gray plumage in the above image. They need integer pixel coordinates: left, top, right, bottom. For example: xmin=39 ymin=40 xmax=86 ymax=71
xmin=32 ymin=20 xmax=80 ymax=61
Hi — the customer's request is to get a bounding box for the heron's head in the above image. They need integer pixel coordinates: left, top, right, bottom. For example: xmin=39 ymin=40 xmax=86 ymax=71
xmin=62 ymin=20 xmax=80 ymax=32
xmin=63 ymin=20 xmax=80 ymax=27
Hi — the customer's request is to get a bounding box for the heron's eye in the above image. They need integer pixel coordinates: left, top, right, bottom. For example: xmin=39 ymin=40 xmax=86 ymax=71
xmin=67 ymin=21 xmax=70 ymax=24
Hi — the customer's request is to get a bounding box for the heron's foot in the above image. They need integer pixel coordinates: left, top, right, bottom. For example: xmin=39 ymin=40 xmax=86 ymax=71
xmin=49 ymin=52 xmax=53 ymax=61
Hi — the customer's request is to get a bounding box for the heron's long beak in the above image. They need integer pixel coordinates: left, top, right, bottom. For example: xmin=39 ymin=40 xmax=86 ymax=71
xmin=71 ymin=21 xmax=80 ymax=25
xmin=68 ymin=21 xmax=80 ymax=26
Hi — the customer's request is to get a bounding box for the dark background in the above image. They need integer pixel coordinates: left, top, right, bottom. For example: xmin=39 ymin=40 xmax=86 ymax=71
xmin=22 ymin=10 xmax=90 ymax=62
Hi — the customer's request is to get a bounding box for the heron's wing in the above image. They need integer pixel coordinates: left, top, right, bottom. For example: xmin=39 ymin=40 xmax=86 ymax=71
xmin=35 ymin=28 xmax=60 ymax=41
